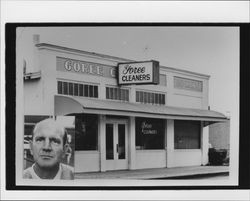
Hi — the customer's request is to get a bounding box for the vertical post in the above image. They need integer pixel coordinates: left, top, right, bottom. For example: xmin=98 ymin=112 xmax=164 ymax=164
xmin=99 ymin=83 xmax=105 ymax=100
xmin=130 ymin=87 xmax=136 ymax=103
xmin=99 ymin=115 xmax=106 ymax=172
xmin=166 ymin=119 xmax=175 ymax=168
xmin=128 ymin=116 xmax=136 ymax=170
xmin=201 ymin=122 xmax=209 ymax=165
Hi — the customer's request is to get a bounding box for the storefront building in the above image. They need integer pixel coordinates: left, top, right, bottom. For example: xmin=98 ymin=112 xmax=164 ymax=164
xmin=23 ymin=35 xmax=227 ymax=173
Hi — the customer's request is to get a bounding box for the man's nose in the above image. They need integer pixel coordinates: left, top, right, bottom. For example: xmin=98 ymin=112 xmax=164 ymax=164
xmin=43 ymin=138 xmax=52 ymax=150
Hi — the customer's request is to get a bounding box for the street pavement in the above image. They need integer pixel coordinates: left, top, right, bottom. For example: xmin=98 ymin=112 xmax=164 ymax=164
xmin=75 ymin=165 xmax=229 ymax=180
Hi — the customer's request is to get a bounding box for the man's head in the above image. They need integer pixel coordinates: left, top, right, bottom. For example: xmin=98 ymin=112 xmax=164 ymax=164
xmin=30 ymin=118 xmax=68 ymax=169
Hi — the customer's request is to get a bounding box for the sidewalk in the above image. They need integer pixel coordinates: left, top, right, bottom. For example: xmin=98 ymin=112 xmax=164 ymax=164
xmin=75 ymin=165 xmax=229 ymax=179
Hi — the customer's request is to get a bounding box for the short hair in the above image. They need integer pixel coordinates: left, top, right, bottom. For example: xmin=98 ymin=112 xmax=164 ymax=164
xmin=32 ymin=118 xmax=68 ymax=146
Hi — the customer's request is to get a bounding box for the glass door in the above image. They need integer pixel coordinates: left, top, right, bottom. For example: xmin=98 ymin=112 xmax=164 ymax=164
xmin=105 ymin=121 xmax=128 ymax=170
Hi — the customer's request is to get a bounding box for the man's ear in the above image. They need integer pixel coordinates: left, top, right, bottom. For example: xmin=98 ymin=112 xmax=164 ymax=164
xmin=29 ymin=141 xmax=33 ymax=156
xmin=63 ymin=144 xmax=69 ymax=152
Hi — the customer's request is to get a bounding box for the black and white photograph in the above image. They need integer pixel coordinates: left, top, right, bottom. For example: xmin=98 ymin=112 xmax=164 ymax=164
xmin=1 ymin=1 xmax=250 ymax=201
xmin=16 ymin=26 xmax=236 ymax=184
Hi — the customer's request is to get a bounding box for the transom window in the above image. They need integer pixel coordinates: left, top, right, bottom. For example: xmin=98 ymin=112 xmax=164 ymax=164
xmin=136 ymin=91 xmax=165 ymax=105
xmin=58 ymin=80 xmax=98 ymax=98
xmin=106 ymin=87 xmax=129 ymax=101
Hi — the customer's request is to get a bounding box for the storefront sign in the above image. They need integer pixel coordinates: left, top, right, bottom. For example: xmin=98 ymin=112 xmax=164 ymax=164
xmin=56 ymin=57 xmax=117 ymax=78
xmin=118 ymin=60 xmax=159 ymax=85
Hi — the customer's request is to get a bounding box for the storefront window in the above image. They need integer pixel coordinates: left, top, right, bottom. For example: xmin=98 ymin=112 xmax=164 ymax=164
xmin=135 ymin=117 xmax=165 ymax=150
xmin=174 ymin=120 xmax=201 ymax=149
xmin=75 ymin=114 xmax=98 ymax=150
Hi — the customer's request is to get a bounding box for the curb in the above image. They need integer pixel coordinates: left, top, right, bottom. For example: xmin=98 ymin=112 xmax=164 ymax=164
xmin=150 ymin=171 xmax=229 ymax=180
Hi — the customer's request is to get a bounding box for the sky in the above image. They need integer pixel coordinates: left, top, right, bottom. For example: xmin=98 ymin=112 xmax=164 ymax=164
xmin=20 ymin=26 xmax=239 ymax=116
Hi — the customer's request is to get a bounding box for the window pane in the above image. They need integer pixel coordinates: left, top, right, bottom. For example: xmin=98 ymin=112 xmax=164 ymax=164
xmin=147 ymin=92 xmax=151 ymax=103
xmin=125 ymin=90 xmax=129 ymax=101
xmin=75 ymin=114 xmax=98 ymax=150
xmin=151 ymin=93 xmax=155 ymax=104
xmin=89 ymin=85 xmax=94 ymax=97
xmin=94 ymin=86 xmax=98 ymax=98
xmin=63 ymin=82 xmax=68 ymax=95
xmin=155 ymin=93 xmax=159 ymax=104
xmin=114 ymin=88 xmax=118 ymax=100
xmin=136 ymin=91 xmax=139 ymax=102
xmin=161 ymin=94 xmax=165 ymax=105
xmin=106 ymin=124 xmax=114 ymax=160
xmin=109 ymin=88 xmax=112 ymax=99
xmin=69 ymin=83 xmax=73 ymax=95
xmin=143 ymin=92 xmax=147 ymax=103
xmin=106 ymin=87 xmax=110 ymax=99
xmin=135 ymin=117 xmax=165 ymax=150
xmin=58 ymin=81 xmax=62 ymax=94
xmin=84 ymin=85 xmax=89 ymax=97
xmin=118 ymin=124 xmax=126 ymax=159
xmin=119 ymin=89 xmax=122 ymax=100
xmin=74 ymin=83 xmax=78 ymax=96
xmin=139 ymin=91 xmax=143 ymax=103
xmin=174 ymin=120 xmax=200 ymax=149
xmin=79 ymin=84 xmax=83 ymax=96
xmin=121 ymin=89 xmax=125 ymax=101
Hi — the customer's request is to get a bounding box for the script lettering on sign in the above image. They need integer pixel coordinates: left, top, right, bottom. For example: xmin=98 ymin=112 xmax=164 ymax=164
xmin=118 ymin=61 xmax=159 ymax=85
xmin=141 ymin=121 xmax=157 ymax=134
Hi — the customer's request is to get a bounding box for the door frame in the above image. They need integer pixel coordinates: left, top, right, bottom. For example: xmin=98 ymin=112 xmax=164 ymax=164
xmin=104 ymin=119 xmax=129 ymax=171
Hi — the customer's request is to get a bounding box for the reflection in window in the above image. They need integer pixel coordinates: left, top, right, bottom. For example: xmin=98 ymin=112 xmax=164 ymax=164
xmin=174 ymin=120 xmax=201 ymax=149
xmin=75 ymin=114 xmax=98 ymax=150
xmin=135 ymin=117 xmax=165 ymax=150
xmin=106 ymin=124 xmax=114 ymax=160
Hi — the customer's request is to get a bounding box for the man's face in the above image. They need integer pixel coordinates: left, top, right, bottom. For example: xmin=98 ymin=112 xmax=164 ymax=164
xmin=30 ymin=126 xmax=65 ymax=168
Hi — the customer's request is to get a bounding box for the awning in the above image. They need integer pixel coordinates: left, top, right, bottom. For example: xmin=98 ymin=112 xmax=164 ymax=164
xmin=54 ymin=95 xmax=228 ymax=123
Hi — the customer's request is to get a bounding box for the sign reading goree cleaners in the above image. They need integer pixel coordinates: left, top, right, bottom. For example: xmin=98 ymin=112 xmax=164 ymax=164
xmin=118 ymin=60 xmax=160 ymax=85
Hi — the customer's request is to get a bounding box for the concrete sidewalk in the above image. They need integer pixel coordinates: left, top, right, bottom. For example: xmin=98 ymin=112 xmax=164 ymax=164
xmin=75 ymin=165 xmax=229 ymax=179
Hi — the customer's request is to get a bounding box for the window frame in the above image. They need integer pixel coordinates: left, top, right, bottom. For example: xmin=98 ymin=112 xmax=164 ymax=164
xmin=57 ymin=80 xmax=99 ymax=99
xmin=106 ymin=86 xmax=130 ymax=102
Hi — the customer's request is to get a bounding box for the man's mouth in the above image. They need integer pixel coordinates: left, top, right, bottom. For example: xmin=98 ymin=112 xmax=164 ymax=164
xmin=40 ymin=155 xmax=53 ymax=159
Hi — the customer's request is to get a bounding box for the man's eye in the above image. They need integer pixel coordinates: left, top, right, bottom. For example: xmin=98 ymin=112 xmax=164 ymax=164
xmin=51 ymin=138 xmax=61 ymax=145
xmin=35 ymin=137 xmax=44 ymax=142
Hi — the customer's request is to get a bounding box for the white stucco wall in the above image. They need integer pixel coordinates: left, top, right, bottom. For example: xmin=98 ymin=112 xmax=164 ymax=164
xmin=135 ymin=150 xmax=167 ymax=169
xmin=172 ymin=149 xmax=202 ymax=167
xmin=170 ymin=93 xmax=202 ymax=109
xmin=75 ymin=151 xmax=100 ymax=173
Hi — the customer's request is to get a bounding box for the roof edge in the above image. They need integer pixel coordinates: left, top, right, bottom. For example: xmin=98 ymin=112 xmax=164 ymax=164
xmin=36 ymin=43 xmax=133 ymax=62
xmin=37 ymin=43 xmax=210 ymax=78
